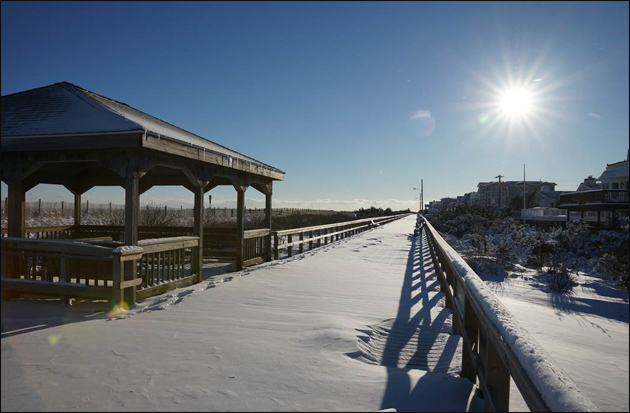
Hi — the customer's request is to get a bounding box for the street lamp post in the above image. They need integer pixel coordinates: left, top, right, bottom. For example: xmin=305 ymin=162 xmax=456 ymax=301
xmin=413 ymin=187 xmax=421 ymax=213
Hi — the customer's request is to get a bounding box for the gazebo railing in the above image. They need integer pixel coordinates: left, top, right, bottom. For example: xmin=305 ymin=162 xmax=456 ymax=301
xmin=1 ymin=236 xmax=201 ymax=304
xmin=1 ymin=225 xmax=75 ymax=239
xmin=135 ymin=236 xmax=201 ymax=301
xmin=243 ymin=229 xmax=271 ymax=267
xmin=0 ymin=238 xmax=138 ymax=302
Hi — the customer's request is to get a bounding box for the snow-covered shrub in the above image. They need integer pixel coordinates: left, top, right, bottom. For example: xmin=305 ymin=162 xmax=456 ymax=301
xmin=545 ymin=265 xmax=578 ymax=293
xmin=465 ymin=255 xmax=506 ymax=277
xmin=598 ymin=239 xmax=629 ymax=290
xmin=140 ymin=203 xmax=178 ymax=227
xmin=527 ymin=235 xmax=555 ymax=272
xmin=108 ymin=209 xmax=126 ymax=226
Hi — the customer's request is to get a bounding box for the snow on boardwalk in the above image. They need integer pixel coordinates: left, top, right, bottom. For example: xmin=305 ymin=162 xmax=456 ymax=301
xmin=1 ymin=216 xmax=482 ymax=412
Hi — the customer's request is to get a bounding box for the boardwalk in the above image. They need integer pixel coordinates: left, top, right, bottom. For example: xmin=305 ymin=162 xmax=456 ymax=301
xmin=1 ymin=216 xmax=482 ymax=412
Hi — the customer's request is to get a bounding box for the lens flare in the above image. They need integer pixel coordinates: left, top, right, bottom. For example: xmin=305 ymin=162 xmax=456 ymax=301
xmin=108 ymin=301 xmax=130 ymax=318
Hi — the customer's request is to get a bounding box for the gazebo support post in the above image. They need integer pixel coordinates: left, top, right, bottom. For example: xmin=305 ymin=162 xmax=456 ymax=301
xmin=234 ymin=186 xmax=247 ymax=271
xmin=123 ymin=174 xmax=140 ymax=305
xmin=4 ymin=179 xmax=26 ymax=296
xmin=193 ymin=184 xmax=205 ymax=282
xmin=74 ymin=193 xmax=82 ymax=226
xmin=265 ymin=191 xmax=272 ymax=262
xmin=7 ymin=179 xmax=25 ymax=239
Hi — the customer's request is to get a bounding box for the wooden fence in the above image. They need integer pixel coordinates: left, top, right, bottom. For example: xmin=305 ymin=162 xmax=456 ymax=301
xmin=272 ymin=214 xmax=409 ymax=260
xmin=421 ymin=215 xmax=598 ymax=412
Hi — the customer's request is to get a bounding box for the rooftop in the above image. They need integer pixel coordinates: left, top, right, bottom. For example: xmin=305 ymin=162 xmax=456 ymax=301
xmin=1 ymin=82 xmax=283 ymax=177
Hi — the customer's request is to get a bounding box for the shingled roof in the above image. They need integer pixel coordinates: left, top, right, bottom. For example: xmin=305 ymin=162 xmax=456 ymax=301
xmin=1 ymin=82 xmax=283 ymax=176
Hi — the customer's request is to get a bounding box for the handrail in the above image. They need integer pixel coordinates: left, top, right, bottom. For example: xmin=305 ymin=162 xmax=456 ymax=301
xmin=559 ymin=189 xmax=629 ymax=205
xmin=0 ymin=225 xmax=75 ymax=234
xmin=421 ymin=216 xmax=598 ymax=412
xmin=275 ymin=214 xmax=410 ymax=236
xmin=244 ymin=228 xmax=271 ymax=239
xmin=272 ymin=214 xmax=410 ymax=260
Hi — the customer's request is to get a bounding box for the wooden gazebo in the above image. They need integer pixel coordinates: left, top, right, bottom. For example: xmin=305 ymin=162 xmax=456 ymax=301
xmin=1 ymin=82 xmax=284 ymax=303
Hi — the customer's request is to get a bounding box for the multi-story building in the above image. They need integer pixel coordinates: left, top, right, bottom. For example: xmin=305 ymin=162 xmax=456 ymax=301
xmin=477 ymin=180 xmax=557 ymax=208
xmin=559 ymin=150 xmax=629 ymax=228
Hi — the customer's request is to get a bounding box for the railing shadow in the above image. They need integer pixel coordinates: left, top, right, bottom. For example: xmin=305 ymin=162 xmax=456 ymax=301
xmin=1 ymin=298 xmax=109 ymax=339
xmin=379 ymin=229 xmax=470 ymax=412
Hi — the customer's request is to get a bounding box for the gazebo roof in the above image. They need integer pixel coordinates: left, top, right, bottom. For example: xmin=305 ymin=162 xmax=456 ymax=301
xmin=1 ymin=82 xmax=283 ymax=179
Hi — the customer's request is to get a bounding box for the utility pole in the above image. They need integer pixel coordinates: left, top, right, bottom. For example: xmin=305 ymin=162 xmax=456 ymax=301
xmin=523 ymin=165 xmax=527 ymax=210
xmin=495 ymin=174 xmax=504 ymax=207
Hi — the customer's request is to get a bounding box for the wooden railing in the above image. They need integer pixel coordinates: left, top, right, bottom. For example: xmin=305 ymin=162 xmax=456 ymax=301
xmin=135 ymin=236 xmax=201 ymax=301
xmin=272 ymin=214 xmax=409 ymax=260
xmin=1 ymin=236 xmax=201 ymax=304
xmin=1 ymin=225 xmax=75 ymax=239
xmin=243 ymin=229 xmax=271 ymax=267
xmin=559 ymin=189 xmax=629 ymax=206
xmin=0 ymin=238 xmax=139 ymax=303
xmin=421 ymin=216 xmax=598 ymax=412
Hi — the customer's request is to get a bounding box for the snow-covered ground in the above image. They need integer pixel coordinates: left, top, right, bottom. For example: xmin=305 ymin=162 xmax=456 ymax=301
xmin=443 ymin=234 xmax=629 ymax=412
xmin=1 ymin=216 xmax=483 ymax=412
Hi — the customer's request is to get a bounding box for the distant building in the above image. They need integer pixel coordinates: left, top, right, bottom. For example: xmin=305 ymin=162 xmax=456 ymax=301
xmin=440 ymin=197 xmax=458 ymax=209
xmin=577 ymin=175 xmax=602 ymax=192
xmin=559 ymin=150 xmax=629 ymax=228
xmin=477 ymin=180 xmax=557 ymax=208
xmin=599 ymin=157 xmax=629 ymax=191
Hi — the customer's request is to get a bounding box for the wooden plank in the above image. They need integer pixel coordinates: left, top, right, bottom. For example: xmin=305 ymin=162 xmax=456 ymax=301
xmin=2 ymin=133 xmax=143 ymax=152
xmin=243 ymin=229 xmax=271 ymax=239
xmin=243 ymin=257 xmax=264 ymax=267
xmin=142 ymin=134 xmax=284 ymax=181
xmin=2 ymin=239 xmax=114 ymax=257
xmin=119 ymin=278 xmax=143 ymax=289
xmin=136 ymin=274 xmax=197 ymax=302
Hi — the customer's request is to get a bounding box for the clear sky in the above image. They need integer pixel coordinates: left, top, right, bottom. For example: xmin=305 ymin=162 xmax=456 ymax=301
xmin=1 ymin=1 xmax=629 ymax=210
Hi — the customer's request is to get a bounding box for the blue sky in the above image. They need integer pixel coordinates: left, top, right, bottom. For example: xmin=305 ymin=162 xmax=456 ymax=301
xmin=2 ymin=1 xmax=629 ymax=210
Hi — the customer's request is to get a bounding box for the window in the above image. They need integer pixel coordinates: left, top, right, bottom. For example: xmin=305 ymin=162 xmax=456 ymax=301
xmin=612 ymin=183 xmax=619 ymax=190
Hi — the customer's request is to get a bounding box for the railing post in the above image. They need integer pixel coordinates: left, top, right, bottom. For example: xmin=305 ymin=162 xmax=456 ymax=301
xmin=299 ymin=232 xmax=304 ymax=253
xmin=309 ymin=230 xmax=314 ymax=250
xmin=274 ymin=232 xmax=279 ymax=261
xmin=461 ymin=295 xmax=479 ymax=382
xmin=287 ymin=234 xmax=293 ymax=257
xmin=112 ymin=251 xmax=124 ymax=306
xmin=485 ymin=339 xmax=510 ymax=412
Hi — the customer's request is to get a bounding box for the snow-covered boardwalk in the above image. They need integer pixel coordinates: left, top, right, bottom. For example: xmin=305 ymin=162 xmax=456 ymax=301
xmin=1 ymin=216 xmax=482 ymax=412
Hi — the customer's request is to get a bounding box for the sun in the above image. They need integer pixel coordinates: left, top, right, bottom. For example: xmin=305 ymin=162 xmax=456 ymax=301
xmin=499 ymin=88 xmax=533 ymax=117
